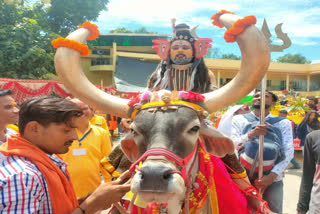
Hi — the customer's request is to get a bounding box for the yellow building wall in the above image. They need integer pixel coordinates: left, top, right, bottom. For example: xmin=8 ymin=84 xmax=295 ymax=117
xmin=80 ymin=58 xmax=114 ymax=86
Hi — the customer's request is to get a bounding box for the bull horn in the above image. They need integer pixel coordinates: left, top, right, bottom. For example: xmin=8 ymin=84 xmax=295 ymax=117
xmin=190 ymin=25 xmax=200 ymax=39
xmin=204 ymin=14 xmax=270 ymax=113
xmin=54 ymin=28 xmax=129 ymax=118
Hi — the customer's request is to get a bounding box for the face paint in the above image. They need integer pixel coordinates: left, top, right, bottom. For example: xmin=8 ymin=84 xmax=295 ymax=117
xmin=11 ymin=99 xmax=16 ymax=108
xmin=170 ymin=40 xmax=193 ymax=65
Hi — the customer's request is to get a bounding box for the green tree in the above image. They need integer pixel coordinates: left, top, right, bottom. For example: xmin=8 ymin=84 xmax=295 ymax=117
xmin=276 ymin=53 xmax=311 ymax=64
xmin=221 ymin=53 xmax=241 ymax=60
xmin=1 ymin=0 xmax=109 ymax=79
xmin=205 ymin=47 xmax=220 ymax=58
xmin=109 ymin=27 xmax=133 ymax=33
xmin=110 ymin=27 xmax=157 ymax=34
xmin=47 ymin=0 xmax=109 ymax=36
xmin=0 ymin=1 xmax=57 ymax=79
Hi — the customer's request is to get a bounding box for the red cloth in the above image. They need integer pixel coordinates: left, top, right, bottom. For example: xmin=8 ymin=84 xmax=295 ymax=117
xmin=0 ymin=136 xmax=78 ymax=214
xmin=210 ymin=155 xmax=250 ymax=214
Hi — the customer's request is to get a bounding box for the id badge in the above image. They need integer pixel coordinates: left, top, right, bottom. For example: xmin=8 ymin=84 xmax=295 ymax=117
xmin=72 ymin=148 xmax=87 ymax=156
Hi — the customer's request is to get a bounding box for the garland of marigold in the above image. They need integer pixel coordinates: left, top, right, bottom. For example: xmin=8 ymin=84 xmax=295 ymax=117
xmin=211 ymin=10 xmax=235 ymax=28
xmin=77 ymin=21 xmax=100 ymax=40
xmin=51 ymin=38 xmax=89 ymax=56
xmin=223 ymin=15 xmax=257 ymax=43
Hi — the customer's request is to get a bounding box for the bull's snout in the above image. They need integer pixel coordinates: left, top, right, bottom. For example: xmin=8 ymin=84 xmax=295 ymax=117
xmin=131 ymin=161 xmax=186 ymax=203
xmin=139 ymin=164 xmax=174 ymax=191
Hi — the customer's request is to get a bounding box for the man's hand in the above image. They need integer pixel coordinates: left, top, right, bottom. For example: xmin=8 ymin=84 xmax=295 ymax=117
xmin=77 ymin=193 xmax=91 ymax=205
xmin=248 ymin=124 xmax=270 ymax=139
xmin=77 ymin=171 xmax=131 ymax=214
xmin=254 ymin=172 xmax=277 ymax=195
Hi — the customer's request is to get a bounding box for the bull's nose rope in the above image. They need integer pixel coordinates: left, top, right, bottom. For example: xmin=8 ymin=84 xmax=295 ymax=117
xmin=129 ymin=142 xmax=199 ymax=214
xmin=129 ymin=141 xmax=199 ymax=182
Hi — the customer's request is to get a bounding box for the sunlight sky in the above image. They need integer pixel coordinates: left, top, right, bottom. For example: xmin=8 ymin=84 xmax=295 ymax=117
xmin=94 ymin=0 xmax=320 ymax=62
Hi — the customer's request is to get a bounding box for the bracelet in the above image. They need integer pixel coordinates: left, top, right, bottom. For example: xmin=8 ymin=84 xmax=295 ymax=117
xmin=223 ymin=15 xmax=257 ymax=43
xmin=51 ymin=38 xmax=89 ymax=56
xmin=211 ymin=10 xmax=235 ymax=28
xmin=230 ymin=170 xmax=247 ymax=179
xmin=77 ymin=206 xmax=85 ymax=214
xmin=78 ymin=21 xmax=100 ymax=40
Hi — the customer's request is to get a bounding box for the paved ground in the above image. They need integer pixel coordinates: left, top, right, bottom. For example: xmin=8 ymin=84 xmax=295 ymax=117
xmin=283 ymin=150 xmax=303 ymax=214
xmin=283 ymin=167 xmax=302 ymax=214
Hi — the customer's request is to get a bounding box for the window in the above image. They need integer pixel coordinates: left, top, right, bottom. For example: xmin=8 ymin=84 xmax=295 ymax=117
xmin=91 ymin=49 xmax=111 ymax=65
xmin=310 ymin=74 xmax=320 ymax=91
xmin=92 ymin=49 xmax=110 ymax=55
xmin=91 ymin=58 xmax=111 ymax=66
xmin=267 ymin=80 xmax=286 ymax=91
xmin=289 ymin=75 xmax=307 ymax=91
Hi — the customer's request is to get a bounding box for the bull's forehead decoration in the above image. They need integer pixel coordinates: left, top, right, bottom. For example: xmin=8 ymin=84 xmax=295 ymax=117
xmin=129 ymin=90 xmax=208 ymax=120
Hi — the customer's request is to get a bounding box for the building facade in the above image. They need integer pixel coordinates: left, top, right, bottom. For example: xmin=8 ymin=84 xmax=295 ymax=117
xmin=82 ymin=34 xmax=320 ymax=96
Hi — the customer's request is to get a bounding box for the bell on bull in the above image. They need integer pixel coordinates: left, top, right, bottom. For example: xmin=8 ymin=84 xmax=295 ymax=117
xmin=54 ymin=10 xmax=271 ymax=214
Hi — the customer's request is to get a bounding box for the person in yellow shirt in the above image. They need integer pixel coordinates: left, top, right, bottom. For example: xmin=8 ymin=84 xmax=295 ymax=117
xmin=60 ymin=98 xmax=113 ymax=197
xmin=89 ymin=107 xmax=108 ymax=131
xmin=89 ymin=107 xmax=113 ymax=143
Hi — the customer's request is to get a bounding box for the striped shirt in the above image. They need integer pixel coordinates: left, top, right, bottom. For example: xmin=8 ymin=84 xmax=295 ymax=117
xmin=0 ymin=152 xmax=69 ymax=213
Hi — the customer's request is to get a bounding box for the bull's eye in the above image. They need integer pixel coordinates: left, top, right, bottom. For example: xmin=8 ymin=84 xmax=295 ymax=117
xmin=131 ymin=128 xmax=138 ymax=136
xmin=188 ymin=125 xmax=200 ymax=134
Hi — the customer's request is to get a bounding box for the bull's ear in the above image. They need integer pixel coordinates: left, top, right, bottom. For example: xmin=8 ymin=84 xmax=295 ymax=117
xmin=199 ymin=123 xmax=235 ymax=157
xmin=120 ymin=132 xmax=140 ymax=162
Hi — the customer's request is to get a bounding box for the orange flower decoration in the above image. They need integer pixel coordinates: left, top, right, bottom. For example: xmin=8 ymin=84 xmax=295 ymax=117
xmin=224 ymin=15 xmax=257 ymax=43
xmin=51 ymin=37 xmax=89 ymax=56
xmin=78 ymin=21 xmax=100 ymax=40
xmin=211 ymin=10 xmax=235 ymax=28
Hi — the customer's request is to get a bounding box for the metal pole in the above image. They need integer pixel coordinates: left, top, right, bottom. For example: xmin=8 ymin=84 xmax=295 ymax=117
xmin=258 ymin=75 xmax=267 ymax=194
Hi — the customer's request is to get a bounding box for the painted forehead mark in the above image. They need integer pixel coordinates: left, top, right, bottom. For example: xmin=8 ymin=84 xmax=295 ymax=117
xmin=172 ymin=40 xmax=191 ymax=46
xmin=10 ymin=98 xmax=16 ymax=107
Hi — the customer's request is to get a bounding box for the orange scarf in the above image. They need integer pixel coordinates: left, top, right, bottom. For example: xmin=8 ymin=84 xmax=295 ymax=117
xmin=0 ymin=135 xmax=78 ymax=214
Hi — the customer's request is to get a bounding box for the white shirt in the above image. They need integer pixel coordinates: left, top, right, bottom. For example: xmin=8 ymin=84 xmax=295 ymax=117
xmin=218 ymin=105 xmax=243 ymax=136
xmin=0 ymin=127 xmax=17 ymax=145
xmin=231 ymin=112 xmax=294 ymax=181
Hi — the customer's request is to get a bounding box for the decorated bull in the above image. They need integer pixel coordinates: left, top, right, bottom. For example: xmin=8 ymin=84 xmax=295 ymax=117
xmin=53 ymin=11 xmax=270 ymax=214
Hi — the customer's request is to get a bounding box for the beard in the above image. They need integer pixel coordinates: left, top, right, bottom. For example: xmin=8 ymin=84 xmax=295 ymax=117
xmin=171 ymin=56 xmax=193 ymax=65
xmin=252 ymin=103 xmax=271 ymax=110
